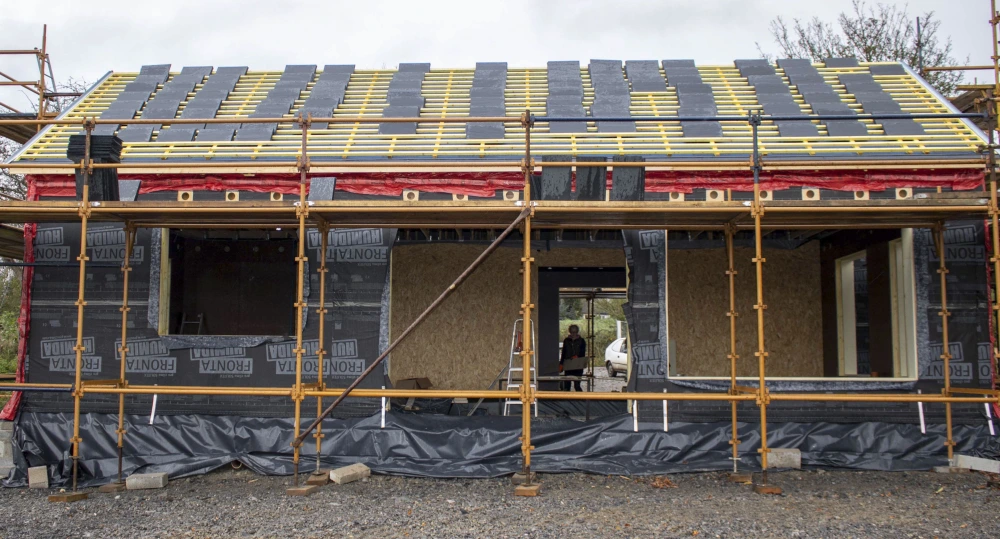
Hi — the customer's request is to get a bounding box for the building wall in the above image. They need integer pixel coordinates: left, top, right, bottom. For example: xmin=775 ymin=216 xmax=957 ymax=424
xmin=388 ymin=243 xmax=625 ymax=390
xmin=668 ymin=241 xmax=824 ymax=377
xmin=389 ymin=240 xmax=825 ymax=388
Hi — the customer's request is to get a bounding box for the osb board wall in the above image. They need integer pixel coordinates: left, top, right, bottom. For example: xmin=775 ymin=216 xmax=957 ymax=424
xmin=669 ymin=241 xmax=823 ymax=377
xmin=389 ymin=244 xmax=625 ymax=389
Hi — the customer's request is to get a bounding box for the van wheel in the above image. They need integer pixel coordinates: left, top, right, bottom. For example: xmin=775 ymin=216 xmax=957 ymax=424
xmin=606 ymin=362 xmax=617 ymax=377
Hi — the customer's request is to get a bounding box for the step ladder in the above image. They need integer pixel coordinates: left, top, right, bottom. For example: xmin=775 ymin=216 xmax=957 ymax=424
xmin=503 ymin=318 xmax=537 ymax=417
xmin=180 ymin=313 xmax=203 ymax=335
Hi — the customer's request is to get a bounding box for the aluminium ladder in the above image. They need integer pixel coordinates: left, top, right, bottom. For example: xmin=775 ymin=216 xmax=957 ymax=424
xmin=503 ymin=318 xmax=537 ymax=417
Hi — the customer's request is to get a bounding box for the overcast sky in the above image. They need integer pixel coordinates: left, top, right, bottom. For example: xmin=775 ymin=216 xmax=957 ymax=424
xmin=0 ymin=0 xmax=992 ymax=110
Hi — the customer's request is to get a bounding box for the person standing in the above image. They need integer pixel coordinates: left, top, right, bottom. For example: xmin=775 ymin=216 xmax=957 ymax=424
xmin=560 ymin=325 xmax=587 ymax=391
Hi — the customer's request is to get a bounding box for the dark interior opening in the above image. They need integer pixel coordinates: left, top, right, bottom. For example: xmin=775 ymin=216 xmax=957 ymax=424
xmin=168 ymin=230 xmax=296 ymax=336
xmin=537 ymin=267 xmax=627 ymax=390
xmin=820 ymin=229 xmax=902 ymax=376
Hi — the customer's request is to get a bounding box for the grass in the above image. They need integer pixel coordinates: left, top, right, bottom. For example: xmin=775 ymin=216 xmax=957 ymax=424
xmin=0 ymin=351 xmax=13 ymax=409
xmin=0 ymin=309 xmax=18 ymax=409
xmin=0 ymin=354 xmax=15 ymax=375
xmin=559 ymin=317 xmax=625 ymax=369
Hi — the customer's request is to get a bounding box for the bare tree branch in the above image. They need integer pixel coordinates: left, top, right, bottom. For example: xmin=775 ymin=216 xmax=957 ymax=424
xmin=758 ymin=1 xmax=965 ymax=95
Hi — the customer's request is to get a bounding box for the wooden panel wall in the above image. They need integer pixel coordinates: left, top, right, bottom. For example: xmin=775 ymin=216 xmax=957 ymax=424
xmin=389 ymin=244 xmax=625 ymax=390
xmin=391 ymin=240 xmax=827 ymax=387
xmin=669 ymin=241 xmax=824 ymax=377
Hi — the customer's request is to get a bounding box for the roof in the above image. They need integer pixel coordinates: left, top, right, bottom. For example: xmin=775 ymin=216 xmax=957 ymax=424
xmin=6 ymin=58 xmax=988 ymax=172
xmin=0 ymin=224 xmax=23 ymax=259
xmin=0 ymin=113 xmax=43 ymax=144
xmin=950 ymin=84 xmax=993 ymax=131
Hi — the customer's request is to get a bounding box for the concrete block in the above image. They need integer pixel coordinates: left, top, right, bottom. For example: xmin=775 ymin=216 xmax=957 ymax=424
xmin=126 ymin=472 xmax=168 ymax=490
xmin=954 ymin=454 xmax=1000 ymax=474
xmin=28 ymin=466 xmax=48 ymax=489
xmin=766 ymin=448 xmax=801 ymax=469
xmin=933 ymin=465 xmax=970 ymax=474
xmin=329 ymin=463 xmax=370 ymax=485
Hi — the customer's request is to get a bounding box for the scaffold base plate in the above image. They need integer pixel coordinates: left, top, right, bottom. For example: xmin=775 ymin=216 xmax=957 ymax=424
xmin=727 ymin=473 xmax=753 ymax=484
xmin=306 ymin=472 xmax=330 ymax=486
xmin=752 ymin=483 xmax=782 ymax=495
xmin=514 ymin=483 xmax=542 ymax=497
xmin=48 ymin=492 xmax=88 ymax=503
xmin=286 ymin=485 xmax=319 ymax=497
xmin=97 ymin=482 xmax=126 ymax=493
xmin=511 ymin=472 xmax=537 ymax=485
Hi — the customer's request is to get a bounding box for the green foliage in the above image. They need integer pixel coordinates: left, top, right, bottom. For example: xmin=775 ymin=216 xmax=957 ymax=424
xmin=594 ymin=298 xmax=625 ymax=321
xmin=559 ymin=298 xmax=584 ymax=319
xmin=0 ymin=265 xmax=22 ymax=377
xmin=0 ymin=309 xmax=18 ymax=375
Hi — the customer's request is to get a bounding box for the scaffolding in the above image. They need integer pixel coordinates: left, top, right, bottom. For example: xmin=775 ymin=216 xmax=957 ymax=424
xmin=1 ymin=25 xmax=1000 ymax=499
xmin=0 ymin=107 xmax=997 ymax=498
xmin=0 ymin=25 xmax=81 ymax=144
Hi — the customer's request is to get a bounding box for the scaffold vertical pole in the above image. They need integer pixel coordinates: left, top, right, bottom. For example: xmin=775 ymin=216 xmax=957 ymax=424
xmin=36 ymin=25 xmax=47 ymax=131
xmin=749 ymin=113 xmax=775 ymax=492
xmin=70 ymin=119 xmax=94 ymax=493
xmin=516 ymin=110 xmax=537 ymax=495
xmin=312 ymin=222 xmax=330 ymax=480
xmin=290 ymin=114 xmax=310 ymax=487
xmin=989 ymin=0 xmax=1000 ymax=399
xmin=934 ymin=224 xmax=956 ymax=461
xmin=114 ymin=224 xmax=136 ymax=486
xmin=725 ymin=224 xmax=740 ymax=474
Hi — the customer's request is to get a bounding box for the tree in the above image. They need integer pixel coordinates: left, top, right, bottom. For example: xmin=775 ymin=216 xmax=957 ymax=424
xmin=758 ymin=1 xmax=966 ymax=95
xmin=594 ymin=298 xmax=625 ymax=321
xmin=560 ymin=298 xmax=583 ymax=320
xmin=0 ymin=139 xmax=25 ymax=202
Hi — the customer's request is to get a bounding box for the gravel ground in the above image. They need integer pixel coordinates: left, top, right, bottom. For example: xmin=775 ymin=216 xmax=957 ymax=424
xmin=2 ymin=468 xmax=998 ymax=538
xmin=589 ymin=365 xmax=626 ymax=393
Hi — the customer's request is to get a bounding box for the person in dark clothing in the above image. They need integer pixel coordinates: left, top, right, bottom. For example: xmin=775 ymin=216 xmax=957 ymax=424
xmin=560 ymin=325 xmax=587 ymax=391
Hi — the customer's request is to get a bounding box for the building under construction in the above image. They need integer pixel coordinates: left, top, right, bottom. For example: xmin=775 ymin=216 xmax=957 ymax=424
xmin=1 ymin=48 xmax=1000 ymax=497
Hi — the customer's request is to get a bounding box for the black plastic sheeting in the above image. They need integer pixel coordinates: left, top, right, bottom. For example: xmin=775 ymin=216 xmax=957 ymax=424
xmin=25 ymin=218 xmax=397 ymax=418
xmin=6 ymin=411 xmax=998 ymax=487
